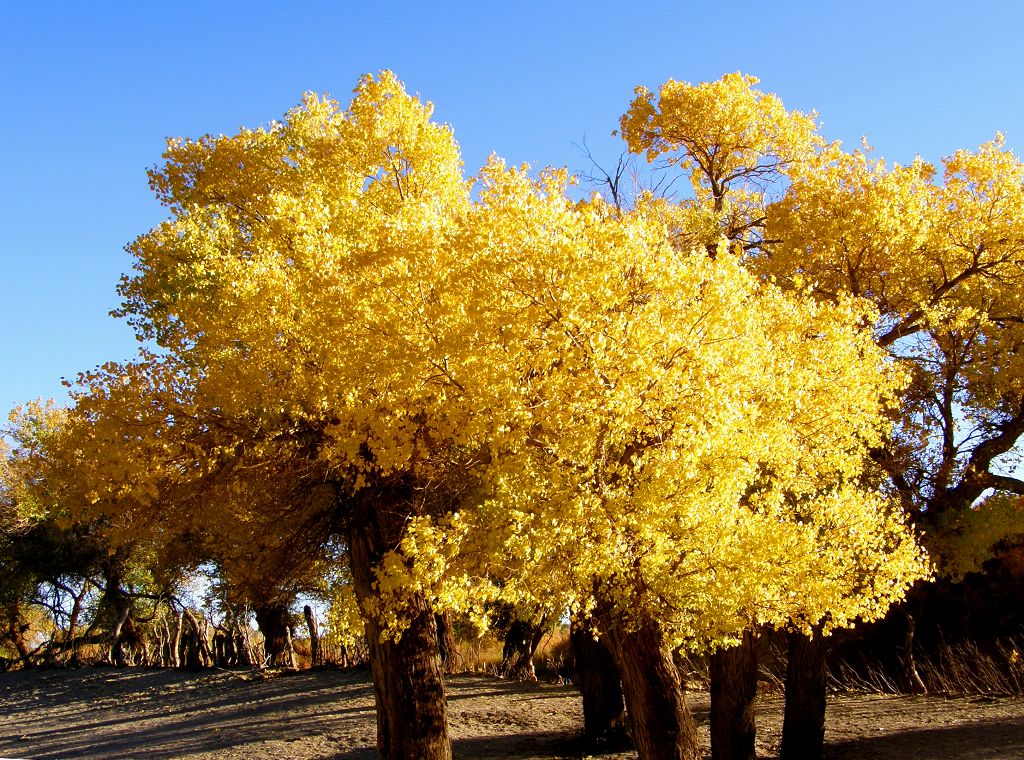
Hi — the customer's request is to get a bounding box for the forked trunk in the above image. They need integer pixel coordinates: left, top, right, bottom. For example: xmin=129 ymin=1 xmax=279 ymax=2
xmin=710 ymin=627 xmax=758 ymax=760
xmin=603 ymin=617 xmax=700 ymax=760
xmin=109 ymin=593 xmax=132 ymax=667
xmin=349 ymin=493 xmax=451 ymax=760
xmin=780 ymin=627 xmax=827 ymax=760
xmin=500 ymin=617 xmax=547 ymax=681
xmin=570 ymin=619 xmax=627 ymax=747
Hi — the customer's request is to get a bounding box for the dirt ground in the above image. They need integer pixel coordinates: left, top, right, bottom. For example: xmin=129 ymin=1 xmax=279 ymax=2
xmin=1 ymin=668 xmax=1023 ymax=759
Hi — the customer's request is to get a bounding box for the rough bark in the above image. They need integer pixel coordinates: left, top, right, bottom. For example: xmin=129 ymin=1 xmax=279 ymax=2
xmin=500 ymin=617 xmax=547 ymax=681
xmin=285 ymin=625 xmax=297 ymax=668
xmin=304 ymin=605 xmax=322 ymax=667
xmin=213 ymin=628 xmax=228 ymax=667
xmin=182 ymin=608 xmax=214 ymax=667
xmin=348 ymin=491 xmax=451 ymax=760
xmin=603 ymin=617 xmax=700 ymax=760
xmin=101 ymin=559 xmax=135 ymax=668
xmin=710 ymin=628 xmax=758 ymax=760
xmin=253 ymin=603 xmax=292 ymax=667
xmin=780 ymin=628 xmax=828 ymax=760
xmin=108 ymin=592 xmax=132 ymax=667
xmin=6 ymin=603 xmax=32 ymax=668
xmin=570 ymin=620 xmax=628 ymax=748
xmin=235 ymin=629 xmax=253 ymax=666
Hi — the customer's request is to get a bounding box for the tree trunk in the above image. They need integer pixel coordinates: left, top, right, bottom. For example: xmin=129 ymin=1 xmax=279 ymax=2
xmin=570 ymin=619 xmax=628 ymax=748
xmin=172 ymin=610 xmax=184 ymax=669
xmin=780 ymin=627 xmax=828 ymax=760
xmin=436 ymin=611 xmax=457 ymax=674
xmin=6 ymin=603 xmax=32 ymax=668
xmin=102 ymin=559 xmax=133 ymax=668
xmin=903 ymin=612 xmax=927 ymax=694
xmin=109 ymin=595 xmax=132 ymax=667
xmin=711 ymin=628 xmax=758 ymax=760
xmin=304 ymin=605 xmax=322 ymax=667
xmin=348 ymin=492 xmax=451 ymax=760
xmin=253 ymin=603 xmax=292 ymax=667
xmin=63 ymin=584 xmax=88 ymax=663
xmin=500 ymin=617 xmax=547 ymax=681
xmin=286 ymin=625 xmax=297 ymax=668
xmin=602 ymin=616 xmax=700 ymax=760
xmin=183 ymin=608 xmax=214 ymax=667
xmin=213 ymin=628 xmax=225 ymax=667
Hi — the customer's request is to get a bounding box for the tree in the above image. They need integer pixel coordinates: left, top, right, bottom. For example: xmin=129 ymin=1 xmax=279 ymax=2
xmin=80 ymin=72 xmax=516 ymax=760
xmin=0 ymin=402 xmax=176 ymax=668
xmin=765 ymin=136 xmax=1024 ymax=523
xmin=616 ymin=73 xmax=939 ymax=760
xmin=54 ymin=70 xmax=928 ymax=760
xmin=622 ymin=70 xmax=1024 ymax=759
xmin=393 ymin=162 xmax=927 ymax=760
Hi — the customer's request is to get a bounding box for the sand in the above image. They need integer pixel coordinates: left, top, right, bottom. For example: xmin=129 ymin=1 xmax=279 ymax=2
xmin=2 ymin=667 xmax=1023 ymax=759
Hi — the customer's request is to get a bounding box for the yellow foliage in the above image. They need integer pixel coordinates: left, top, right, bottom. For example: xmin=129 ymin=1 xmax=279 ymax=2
xmin=52 ymin=71 xmax=928 ymax=650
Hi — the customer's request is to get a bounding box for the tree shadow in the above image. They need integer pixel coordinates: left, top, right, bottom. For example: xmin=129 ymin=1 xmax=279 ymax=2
xmin=825 ymin=715 xmax=1024 ymax=760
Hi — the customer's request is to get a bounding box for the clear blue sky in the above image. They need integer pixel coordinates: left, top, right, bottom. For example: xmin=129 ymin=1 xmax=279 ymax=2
xmin=2 ymin=1 xmax=1022 ymax=414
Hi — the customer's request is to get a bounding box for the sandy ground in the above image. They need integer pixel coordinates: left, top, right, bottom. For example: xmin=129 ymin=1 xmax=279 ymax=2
xmin=1 ymin=668 xmax=1023 ymax=759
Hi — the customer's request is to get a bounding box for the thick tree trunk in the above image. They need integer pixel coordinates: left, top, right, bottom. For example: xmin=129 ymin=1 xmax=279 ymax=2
xmin=710 ymin=628 xmax=758 ymax=760
xmin=109 ymin=593 xmax=132 ymax=667
xmin=102 ymin=559 xmax=134 ymax=668
xmin=6 ymin=603 xmax=32 ymax=668
xmin=304 ymin=605 xmax=322 ymax=667
xmin=254 ymin=603 xmax=292 ymax=667
xmin=213 ymin=629 xmax=227 ymax=667
xmin=570 ymin=620 xmax=628 ymax=747
xmin=183 ymin=608 xmax=214 ymax=667
xmin=603 ymin=617 xmax=700 ymax=760
xmin=780 ymin=628 xmax=828 ymax=760
xmin=500 ymin=617 xmax=547 ymax=681
xmin=349 ymin=493 xmax=451 ymax=760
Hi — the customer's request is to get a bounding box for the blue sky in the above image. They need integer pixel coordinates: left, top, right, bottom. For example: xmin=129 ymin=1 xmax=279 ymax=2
xmin=2 ymin=1 xmax=1023 ymax=413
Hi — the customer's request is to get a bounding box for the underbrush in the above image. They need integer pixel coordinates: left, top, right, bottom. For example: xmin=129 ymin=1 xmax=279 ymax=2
xmin=830 ymin=637 xmax=1024 ymax=696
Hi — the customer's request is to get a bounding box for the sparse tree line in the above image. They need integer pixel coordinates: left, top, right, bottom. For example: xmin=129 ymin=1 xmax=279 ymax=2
xmin=3 ymin=71 xmax=1024 ymax=760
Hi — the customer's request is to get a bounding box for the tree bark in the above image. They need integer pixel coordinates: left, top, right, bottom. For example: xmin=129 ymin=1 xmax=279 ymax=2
xmin=213 ymin=628 xmax=228 ymax=667
xmin=500 ymin=617 xmax=547 ymax=681
xmin=172 ymin=610 xmax=184 ymax=669
xmin=285 ymin=625 xmax=297 ymax=668
xmin=780 ymin=627 xmax=828 ymax=760
xmin=182 ymin=608 xmax=214 ymax=667
xmin=304 ymin=605 xmax=322 ymax=667
xmin=348 ymin=492 xmax=451 ymax=760
xmin=436 ymin=611 xmax=457 ymax=674
xmin=570 ymin=620 xmax=628 ymax=747
xmin=253 ymin=603 xmax=292 ymax=667
xmin=602 ymin=616 xmax=700 ymax=760
xmin=6 ymin=603 xmax=32 ymax=668
xmin=710 ymin=628 xmax=758 ymax=760
xmin=109 ymin=593 xmax=132 ymax=667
